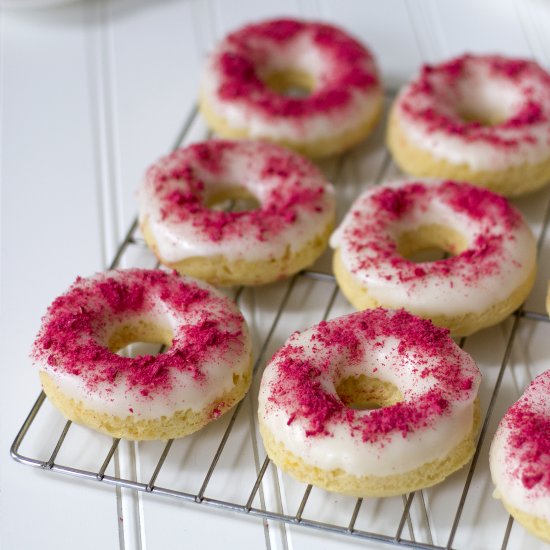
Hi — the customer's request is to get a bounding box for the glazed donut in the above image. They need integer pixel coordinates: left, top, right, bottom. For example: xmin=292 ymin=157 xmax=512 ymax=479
xmin=199 ymin=18 xmax=383 ymax=157
xmin=258 ymin=308 xmax=481 ymax=497
xmin=32 ymin=269 xmax=252 ymax=440
xmin=138 ymin=140 xmax=335 ymax=286
xmin=388 ymin=54 xmax=550 ymax=196
xmin=490 ymin=370 xmax=550 ymax=543
xmin=330 ymin=179 xmax=537 ymax=336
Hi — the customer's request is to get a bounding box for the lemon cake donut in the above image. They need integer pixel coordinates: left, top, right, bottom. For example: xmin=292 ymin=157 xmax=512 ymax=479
xmin=258 ymin=308 xmax=481 ymax=497
xmin=388 ymin=54 xmax=550 ymax=196
xmin=199 ymin=18 xmax=383 ymax=157
xmin=138 ymin=140 xmax=335 ymax=286
xmin=32 ymin=269 xmax=252 ymax=440
xmin=330 ymin=179 xmax=537 ymax=336
xmin=490 ymin=370 xmax=550 ymax=542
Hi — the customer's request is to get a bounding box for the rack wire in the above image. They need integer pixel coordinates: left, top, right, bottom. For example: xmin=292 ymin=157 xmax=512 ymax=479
xmin=11 ymin=95 xmax=550 ymax=550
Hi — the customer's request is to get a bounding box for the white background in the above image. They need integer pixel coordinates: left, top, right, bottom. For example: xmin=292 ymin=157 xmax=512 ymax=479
xmin=1 ymin=1 xmax=550 ymax=549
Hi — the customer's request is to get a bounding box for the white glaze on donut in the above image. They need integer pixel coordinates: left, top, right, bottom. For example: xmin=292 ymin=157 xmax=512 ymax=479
xmin=330 ymin=179 xmax=536 ymax=317
xmin=490 ymin=370 xmax=550 ymax=523
xmin=138 ymin=140 xmax=335 ymax=264
xmin=32 ymin=269 xmax=251 ymax=419
xmin=201 ymin=18 xmax=381 ymax=143
xmin=258 ymin=309 xmax=481 ymax=477
xmin=393 ymin=54 xmax=550 ymax=170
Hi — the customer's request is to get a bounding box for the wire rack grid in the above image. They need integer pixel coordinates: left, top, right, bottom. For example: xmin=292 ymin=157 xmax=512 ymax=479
xmin=11 ymin=93 xmax=550 ymax=550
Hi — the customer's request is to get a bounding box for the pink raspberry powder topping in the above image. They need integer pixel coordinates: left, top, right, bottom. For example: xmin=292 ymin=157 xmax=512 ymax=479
xmin=345 ymin=180 xmax=521 ymax=287
xmin=503 ymin=373 xmax=550 ymax=491
xmin=149 ymin=141 xmax=330 ymax=243
xmin=266 ymin=309 xmax=478 ymax=443
xmin=32 ymin=269 xmax=245 ymax=397
xmin=214 ymin=18 xmax=378 ymax=118
xmin=400 ymin=54 xmax=550 ymax=148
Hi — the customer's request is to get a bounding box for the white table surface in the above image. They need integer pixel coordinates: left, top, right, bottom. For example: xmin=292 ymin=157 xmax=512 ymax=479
xmin=1 ymin=1 xmax=550 ymax=549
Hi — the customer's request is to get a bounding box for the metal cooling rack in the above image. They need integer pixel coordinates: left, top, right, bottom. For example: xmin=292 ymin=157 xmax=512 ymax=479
xmin=11 ymin=97 xmax=550 ymax=550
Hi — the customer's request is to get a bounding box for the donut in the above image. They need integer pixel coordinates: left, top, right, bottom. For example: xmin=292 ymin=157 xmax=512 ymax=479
xmin=489 ymin=371 xmax=550 ymax=543
xmin=31 ymin=269 xmax=252 ymax=440
xmin=199 ymin=18 xmax=383 ymax=158
xmin=258 ymin=308 xmax=481 ymax=497
xmin=330 ymin=179 xmax=537 ymax=336
xmin=387 ymin=54 xmax=550 ymax=196
xmin=138 ymin=140 xmax=335 ymax=286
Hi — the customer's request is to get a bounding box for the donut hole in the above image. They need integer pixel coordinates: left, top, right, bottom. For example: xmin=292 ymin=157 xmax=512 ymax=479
xmin=263 ymin=69 xmax=315 ymax=98
xmin=205 ymin=186 xmax=261 ymax=212
xmin=336 ymin=375 xmax=403 ymax=410
xmin=108 ymin=321 xmax=173 ymax=356
xmin=396 ymin=224 xmax=468 ymax=263
xmin=450 ymin=78 xmax=518 ymax=127
xmin=456 ymin=104 xmax=506 ymax=127
xmin=429 ymin=72 xmax=518 ymax=127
